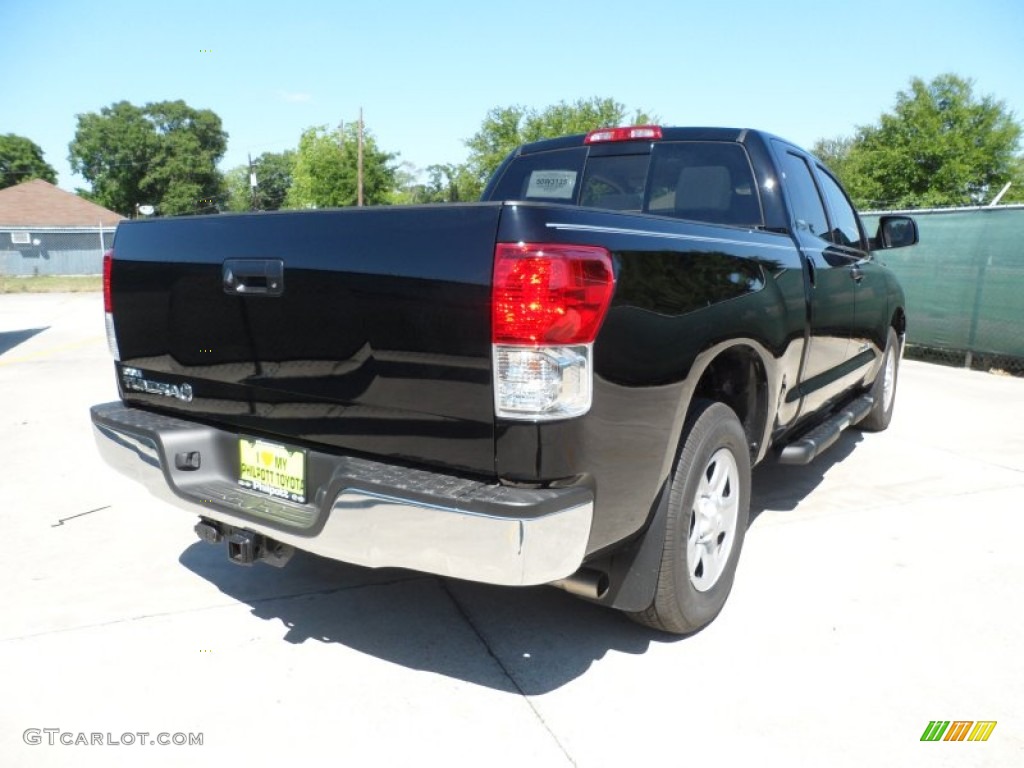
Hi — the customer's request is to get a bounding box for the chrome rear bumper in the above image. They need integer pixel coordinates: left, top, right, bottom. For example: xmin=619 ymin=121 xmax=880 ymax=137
xmin=90 ymin=402 xmax=593 ymax=586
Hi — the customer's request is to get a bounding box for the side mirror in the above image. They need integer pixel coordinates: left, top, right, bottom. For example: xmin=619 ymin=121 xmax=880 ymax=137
xmin=874 ymin=215 xmax=918 ymax=249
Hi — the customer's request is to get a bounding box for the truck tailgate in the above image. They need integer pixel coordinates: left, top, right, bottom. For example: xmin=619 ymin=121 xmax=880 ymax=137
xmin=109 ymin=204 xmax=501 ymax=476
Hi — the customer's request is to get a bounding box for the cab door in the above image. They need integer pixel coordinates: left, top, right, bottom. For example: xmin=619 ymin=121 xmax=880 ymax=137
xmin=813 ymin=165 xmax=892 ymax=376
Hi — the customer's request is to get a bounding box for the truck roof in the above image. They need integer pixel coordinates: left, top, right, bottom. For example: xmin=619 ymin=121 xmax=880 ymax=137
xmin=516 ymin=127 xmax=758 ymax=156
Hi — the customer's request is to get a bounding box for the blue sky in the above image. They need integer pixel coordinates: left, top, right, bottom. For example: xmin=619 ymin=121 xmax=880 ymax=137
xmin=2 ymin=0 xmax=1022 ymax=192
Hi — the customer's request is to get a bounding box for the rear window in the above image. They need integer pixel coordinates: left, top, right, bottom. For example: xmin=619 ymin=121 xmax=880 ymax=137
xmin=489 ymin=147 xmax=588 ymax=204
xmin=646 ymin=143 xmax=761 ymax=226
xmin=580 ymin=154 xmax=649 ymax=211
xmin=488 ymin=141 xmax=762 ymax=227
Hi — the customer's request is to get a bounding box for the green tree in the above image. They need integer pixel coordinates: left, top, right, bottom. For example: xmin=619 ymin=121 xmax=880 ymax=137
xmin=223 ymin=166 xmax=252 ymax=213
xmin=463 ymin=97 xmax=656 ymax=197
xmin=810 ymin=136 xmax=854 ymax=179
xmin=0 ymin=134 xmax=57 ymax=189
xmin=388 ymin=162 xmax=422 ymax=205
xmin=424 ymin=163 xmax=479 ymax=203
xmin=392 ymin=162 xmax=481 ymax=204
xmin=816 ymin=75 xmax=1022 ymax=209
xmin=285 ymin=122 xmax=396 ymax=208
xmin=69 ymin=100 xmax=227 ymax=216
xmin=225 ymin=150 xmax=295 ymax=212
xmin=1004 ymin=155 xmax=1024 ymax=203
xmin=252 ymin=150 xmax=295 ymax=210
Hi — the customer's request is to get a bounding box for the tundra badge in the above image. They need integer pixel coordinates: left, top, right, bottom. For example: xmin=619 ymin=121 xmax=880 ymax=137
xmin=121 ymin=367 xmax=194 ymax=402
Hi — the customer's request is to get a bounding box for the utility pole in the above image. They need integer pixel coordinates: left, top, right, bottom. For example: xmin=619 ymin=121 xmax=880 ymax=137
xmin=248 ymin=153 xmax=259 ymax=211
xmin=357 ymin=107 xmax=364 ymax=207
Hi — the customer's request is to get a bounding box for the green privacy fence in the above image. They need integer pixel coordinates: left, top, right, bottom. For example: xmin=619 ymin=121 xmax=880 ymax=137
xmin=862 ymin=205 xmax=1024 ymax=371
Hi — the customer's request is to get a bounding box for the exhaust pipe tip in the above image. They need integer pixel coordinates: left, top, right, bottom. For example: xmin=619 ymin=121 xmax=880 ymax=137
xmin=194 ymin=519 xmax=223 ymax=545
xmin=549 ymin=568 xmax=610 ymax=600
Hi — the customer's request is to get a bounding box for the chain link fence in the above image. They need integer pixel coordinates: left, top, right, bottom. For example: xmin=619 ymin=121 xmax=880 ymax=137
xmin=0 ymin=227 xmax=116 ymax=276
xmin=863 ymin=205 xmax=1024 ymax=376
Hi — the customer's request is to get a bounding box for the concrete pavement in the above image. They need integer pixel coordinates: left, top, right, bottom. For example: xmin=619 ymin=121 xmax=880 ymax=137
xmin=1 ymin=292 xmax=1021 ymax=767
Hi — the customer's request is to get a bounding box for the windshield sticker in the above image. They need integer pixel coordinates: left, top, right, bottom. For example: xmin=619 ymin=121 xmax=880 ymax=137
xmin=526 ymin=170 xmax=577 ymax=199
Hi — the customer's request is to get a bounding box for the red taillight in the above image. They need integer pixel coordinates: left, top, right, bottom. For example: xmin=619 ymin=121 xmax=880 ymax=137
xmin=102 ymin=249 xmax=113 ymax=313
xmin=584 ymin=125 xmax=662 ymax=144
xmin=102 ymin=248 xmax=120 ymax=360
xmin=492 ymin=243 xmax=615 ymax=345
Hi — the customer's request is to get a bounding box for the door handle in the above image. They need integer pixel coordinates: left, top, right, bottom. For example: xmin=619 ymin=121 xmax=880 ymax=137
xmin=849 ymin=265 xmax=864 ymax=283
xmin=223 ymin=259 xmax=284 ymax=296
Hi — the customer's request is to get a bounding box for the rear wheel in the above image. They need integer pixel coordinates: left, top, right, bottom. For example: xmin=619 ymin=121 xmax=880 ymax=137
xmin=859 ymin=327 xmax=900 ymax=432
xmin=628 ymin=400 xmax=751 ymax=635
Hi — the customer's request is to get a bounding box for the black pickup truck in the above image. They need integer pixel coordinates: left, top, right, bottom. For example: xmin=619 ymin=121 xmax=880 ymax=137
xmin=91 ymin=126 xmax=917 ymax=634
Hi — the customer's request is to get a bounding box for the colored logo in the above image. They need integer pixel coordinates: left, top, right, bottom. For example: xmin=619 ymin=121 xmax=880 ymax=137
xmin=921 ymin=721 xmax=997 ymax=742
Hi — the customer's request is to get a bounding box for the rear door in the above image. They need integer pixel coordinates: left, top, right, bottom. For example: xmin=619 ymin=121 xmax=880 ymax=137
xmin=774 ymin=146 xmax=860 ymax=414
xmin=111 ymin=204 xmax=502 ymax=476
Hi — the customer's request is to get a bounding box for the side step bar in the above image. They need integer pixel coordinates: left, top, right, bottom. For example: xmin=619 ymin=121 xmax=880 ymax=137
xmin=777 ymin=394 xmax=874 ymax=465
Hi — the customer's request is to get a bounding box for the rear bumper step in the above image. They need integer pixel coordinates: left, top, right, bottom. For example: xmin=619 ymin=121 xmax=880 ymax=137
xmin=91 ymin=402 xmax=593 ymax=586
xmin=777 ymin=394 xmax=874 ymax=465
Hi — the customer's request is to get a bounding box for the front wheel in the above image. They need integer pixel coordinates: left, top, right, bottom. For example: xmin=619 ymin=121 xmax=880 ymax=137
xmin=859 ymin=327 xmax=901 ymax=432
xmin=628 ymin=400 xmax=751 ymax=635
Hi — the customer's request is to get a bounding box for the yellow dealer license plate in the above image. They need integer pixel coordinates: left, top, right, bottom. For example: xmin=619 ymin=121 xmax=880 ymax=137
xmin=238 ymin=438 xmax=306 ymax=503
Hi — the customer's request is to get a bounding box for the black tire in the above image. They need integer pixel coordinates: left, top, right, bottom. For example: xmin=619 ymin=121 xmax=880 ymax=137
xmin=628 ymin=400 xmax=751 ymax=635
xmin=859 ymin=327 xmax=900 ymax=432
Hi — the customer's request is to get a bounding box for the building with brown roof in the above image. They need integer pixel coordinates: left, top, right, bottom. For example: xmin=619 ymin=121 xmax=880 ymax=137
xmin=0 ymin=179 xmax=124 ymax=227
xmin=0 ymin=179 xmax=123 ymax=275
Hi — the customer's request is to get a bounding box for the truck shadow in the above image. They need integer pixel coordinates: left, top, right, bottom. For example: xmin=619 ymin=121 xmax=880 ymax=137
xmin=0 ymin=327 xmax=47 ymax=356
xmin=178 ymin=540 xmax=666 ymax=695
xmin=176 ymin=430 xmax=863 ymax=694
xmin=749 ymin=429 xmax=864 ymax=524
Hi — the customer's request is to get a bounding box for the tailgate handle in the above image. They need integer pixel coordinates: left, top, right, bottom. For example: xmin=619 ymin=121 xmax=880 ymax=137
xmin=223 ymin=259 xmax=284 ymax=296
